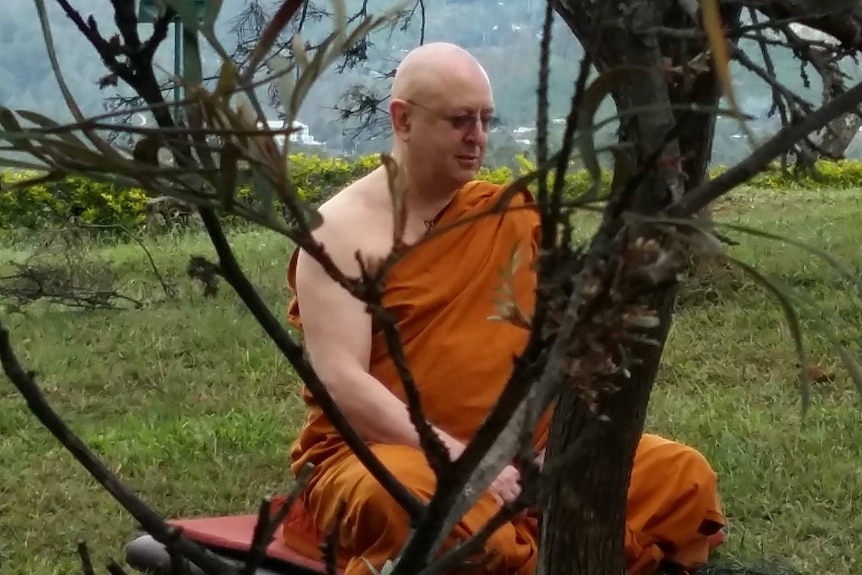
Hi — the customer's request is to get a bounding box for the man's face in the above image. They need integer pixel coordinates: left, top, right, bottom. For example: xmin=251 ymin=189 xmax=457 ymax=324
xmin=411 ymin=97 xmax=493 ymax=182
xmin=402 ymin=78 xmax=495 ymax=185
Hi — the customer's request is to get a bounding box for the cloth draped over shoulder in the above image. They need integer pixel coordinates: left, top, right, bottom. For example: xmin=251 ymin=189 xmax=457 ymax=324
xmin=279 ymin=180 xmax=725 ymax=575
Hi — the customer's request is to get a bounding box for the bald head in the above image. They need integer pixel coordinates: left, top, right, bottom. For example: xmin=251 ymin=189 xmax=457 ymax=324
xmin=391 ymin=42 xmax=491 ymax=104
xmin=387 ymin=43 xmax=494 ymax=194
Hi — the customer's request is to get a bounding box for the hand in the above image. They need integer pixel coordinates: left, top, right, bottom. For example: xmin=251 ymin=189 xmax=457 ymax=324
xmin=488 ymin=464 xmax=522 ymax=507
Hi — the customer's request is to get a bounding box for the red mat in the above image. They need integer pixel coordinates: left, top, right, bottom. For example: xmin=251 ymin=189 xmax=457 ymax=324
xmin=168 ymin=498 xmax=340 ymax=575
xmin=167 ymin=499 xmax=725 ymax=575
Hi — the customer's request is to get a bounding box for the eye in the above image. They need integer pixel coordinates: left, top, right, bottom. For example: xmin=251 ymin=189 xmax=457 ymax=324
xmin=447 ymin=114 xmax=498 ymax=131
xmin=448 ymin=115 xmax=475 ymax=130
xmin=481 ymin=115 xmax=499 ymax=130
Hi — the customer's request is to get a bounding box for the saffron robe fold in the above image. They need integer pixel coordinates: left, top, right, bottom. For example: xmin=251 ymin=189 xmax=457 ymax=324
xmin=281 ymin=181 xmax=725 ymax=575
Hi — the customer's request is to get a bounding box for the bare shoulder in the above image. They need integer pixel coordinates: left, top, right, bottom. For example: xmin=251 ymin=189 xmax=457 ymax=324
xmin=300 ymin=170 xmax=380 ymax=275
xmin=292 ymin=169 xmax=390 ymax=372
xmin=296 ymin=167 xmax=390 ymax=283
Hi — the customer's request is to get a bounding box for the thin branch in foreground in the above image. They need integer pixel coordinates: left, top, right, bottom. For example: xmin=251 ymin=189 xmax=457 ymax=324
xmin=321 ymin=499 xmax=347 ymax=575
xmin=241 ymin=464 xmax=313 ymax=575
xmin=672 ymin=77 xmax=862 ymax=216
xmin=416 ymin=415 xmax=609 ymax=575
xmin=242 ymin=498 xmax=276 ymax=575
xmin=166 ymin=526 xmax=190 ymax=575
xmin=196 ymin=208 xmax=425 ymax=520
xmin=78 ymin=540 xmax=96 ymax=575
xmin=534 ymin=0 xmax=554 ymax=208
xmin=0 ymin=320 xmax=235 ymax=575
xmin=355 ymin=252 xmax=452 ymax=478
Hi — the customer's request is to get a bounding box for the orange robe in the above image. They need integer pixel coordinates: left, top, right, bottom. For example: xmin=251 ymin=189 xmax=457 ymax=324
xmin=280 ymin=181 xmax=725 ymax=575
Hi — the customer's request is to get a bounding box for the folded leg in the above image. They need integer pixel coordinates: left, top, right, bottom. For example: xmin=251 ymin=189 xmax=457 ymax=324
xmin=298 ymin=444 xmax=539 ymax=575
xmin=625 ymin=433 xmax=725 ymax=575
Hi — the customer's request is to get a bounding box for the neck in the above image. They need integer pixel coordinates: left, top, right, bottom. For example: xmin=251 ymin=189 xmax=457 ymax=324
xmin=389 ymin=148 xmax=461 ymax=217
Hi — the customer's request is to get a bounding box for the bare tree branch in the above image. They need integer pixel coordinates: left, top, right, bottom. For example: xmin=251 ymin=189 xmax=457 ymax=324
xmin=672 ymin=76 xmax=862 ymax=216
xmin=0 ymin=320 xmax=236 ymax=575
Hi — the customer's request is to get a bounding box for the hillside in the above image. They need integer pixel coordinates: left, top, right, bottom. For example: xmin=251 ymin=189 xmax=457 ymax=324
xmin=2 ymin=0 xmax=862 ymax=165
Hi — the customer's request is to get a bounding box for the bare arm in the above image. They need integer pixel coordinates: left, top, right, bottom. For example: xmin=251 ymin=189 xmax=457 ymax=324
xmin=294 ymin=232 xmax=465 ymax=458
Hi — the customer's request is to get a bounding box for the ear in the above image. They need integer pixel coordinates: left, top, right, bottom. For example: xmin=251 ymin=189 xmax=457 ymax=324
xmin=389 ymin=99 xmax=412 ymax=141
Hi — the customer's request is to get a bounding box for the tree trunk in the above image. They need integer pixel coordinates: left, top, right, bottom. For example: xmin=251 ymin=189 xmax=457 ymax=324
xmin=538 ymin=2 xmax=687 ymax=574
xmin=537 ymin=3 xmax=742 ymax=575
xmin=805 ymin=43 xmax=862 ymax=163
xmin=815 ymin=112 xmax=862 ymax=160
xmin=539 ymin=285 xmax=678 ymax=575
xmin=661 ymin=3 xmax=743 ymax=274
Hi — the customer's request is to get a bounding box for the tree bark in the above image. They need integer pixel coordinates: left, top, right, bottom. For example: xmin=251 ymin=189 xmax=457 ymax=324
xmin=816 ymin=112 xmax=862 ymax=160
xmin=662 ymin=3 xmax=743 ymax=271
xmin=537 ymin=3 xmax=741 ymax=575
xmin=539 ymin=2 xmax=687 ymax=574
xmin=538 ymin=288 xmax=677 ymax=575
xmin=659 ymin=4 xmax=744 ymax=192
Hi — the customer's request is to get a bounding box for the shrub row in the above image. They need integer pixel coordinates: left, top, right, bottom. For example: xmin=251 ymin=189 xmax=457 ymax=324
xmin=1 ymin=154 xmax=861 ymax=232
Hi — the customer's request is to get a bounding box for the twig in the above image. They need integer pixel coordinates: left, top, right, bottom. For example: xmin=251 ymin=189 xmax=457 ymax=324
xmin=108 ymin=0 xmax=143 ymax=52
xmin=731 ymin=46 xmax=813 ymax=114
xmin=241 ymin=464 xmax=313 ymax=575
xmin=166 ymin=526 xmax=190 ymax=575
xmin=197 ymin=208 xmax=425 ymax=520
xmin=242 ymin=497 xmax=276 ymax=575
xmin=78 ymin=540 xmax=96 ymax=575
xmin=535 ymin=0 xmax=553 ymax=208
xmin=417 ymin=0 xmax=426 ymax=44
xmin=51 ymin=0 xmax=188 ymax=153
xmin=747 ymin=9 xmax=791 ymax=140
xmin=417 ymin=415 xmax=608 ymax=575
xmin=642 ymin=14 xmax=837 ymax=40
xmin=322 ymin=500 xmax=347 ymax=575
xmin=107 ymin=224 xmax=175 ymax=299
xmin=0 ymin=320 xmax=236 ymax=575
xmin=672 ymin=77 xmax=862 ymax=216
xmin=140 ymin=7 xmax=175 ymax=62
xmin=70 ymin=222 xmax=176 ymax=300
xmin=355 ymin=255 xmax=452 ymax=478
xmin=242 ymin=0 xmax=306 ymax=83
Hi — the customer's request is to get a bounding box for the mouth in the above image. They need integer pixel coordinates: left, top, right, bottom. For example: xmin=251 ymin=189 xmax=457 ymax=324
xmin=456 ymin=155 xmax=479 ymax=162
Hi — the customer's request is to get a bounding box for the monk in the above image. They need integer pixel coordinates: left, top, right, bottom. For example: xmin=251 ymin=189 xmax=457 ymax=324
xmin=280 ymin=42 xmax=725 ymax=575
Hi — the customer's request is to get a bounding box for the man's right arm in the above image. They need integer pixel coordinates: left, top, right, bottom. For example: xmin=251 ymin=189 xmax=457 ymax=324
xmin=293 ymin=235 xmax=465 ymax=458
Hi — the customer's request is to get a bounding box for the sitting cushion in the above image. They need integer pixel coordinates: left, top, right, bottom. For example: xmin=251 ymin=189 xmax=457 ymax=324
xmin=127 ymin=496 xmax=726 ymax=575
xmin=125 ymin=496 xmax=338 ymax=575
xmin=167 ymin=514 xmax=335 ymax=574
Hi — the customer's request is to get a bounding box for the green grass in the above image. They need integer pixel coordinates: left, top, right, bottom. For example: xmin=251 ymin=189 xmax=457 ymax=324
xmin=1 ymin=187 xmax=861 ymax=574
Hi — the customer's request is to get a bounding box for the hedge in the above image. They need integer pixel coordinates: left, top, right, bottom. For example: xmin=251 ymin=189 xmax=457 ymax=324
xmin=1 ymin=153 xmax=861 ymax=232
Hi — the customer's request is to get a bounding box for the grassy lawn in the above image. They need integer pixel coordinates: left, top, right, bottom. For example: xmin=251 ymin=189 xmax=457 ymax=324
xmin=0 ymin=186 xmax=860 ymax=574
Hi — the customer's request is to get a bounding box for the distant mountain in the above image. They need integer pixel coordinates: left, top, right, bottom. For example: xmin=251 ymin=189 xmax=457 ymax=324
xmin=3 ymin=0 xmax=860 ymax=166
